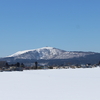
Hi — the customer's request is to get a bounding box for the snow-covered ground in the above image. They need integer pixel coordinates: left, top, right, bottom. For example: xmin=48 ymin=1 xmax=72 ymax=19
xmin=0 ymin=68 xmax=100 ymax=100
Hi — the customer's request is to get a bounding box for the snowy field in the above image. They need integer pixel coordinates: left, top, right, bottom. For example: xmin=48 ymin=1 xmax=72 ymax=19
xmin=0 ymin=68 xmax=100 ymax=100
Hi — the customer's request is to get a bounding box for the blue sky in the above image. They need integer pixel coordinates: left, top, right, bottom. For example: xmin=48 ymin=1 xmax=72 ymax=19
xmin=0 ymin=0 xmax=100 ymax=57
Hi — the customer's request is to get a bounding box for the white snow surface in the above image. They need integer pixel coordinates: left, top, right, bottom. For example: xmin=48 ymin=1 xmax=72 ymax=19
xmin=0 ymin=68 xmax=100 ymax=100
xmin=8 ymin=47 xmax=55 ymax=57
xmin=8 ymin=47 xmax=94 ymax=60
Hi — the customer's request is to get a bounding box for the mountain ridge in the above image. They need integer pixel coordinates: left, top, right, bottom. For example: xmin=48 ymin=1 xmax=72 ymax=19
xmin=0 ymin=47 xmax=100 ymax=65
xmin=7 ymin=47 xmax=95 ymax=60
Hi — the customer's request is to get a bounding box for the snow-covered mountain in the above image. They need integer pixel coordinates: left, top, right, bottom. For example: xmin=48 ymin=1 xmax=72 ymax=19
xmin=8 ymin=47 xmax=95 ymax=60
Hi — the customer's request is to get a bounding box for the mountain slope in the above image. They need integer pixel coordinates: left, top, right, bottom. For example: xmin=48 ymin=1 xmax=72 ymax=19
xmin=7 ymin=47 xmax=95 ymax=60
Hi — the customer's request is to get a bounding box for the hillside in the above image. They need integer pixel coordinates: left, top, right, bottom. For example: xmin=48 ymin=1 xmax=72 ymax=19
xmin=0 ymin=47 xmax=100 ymax=65
xmin=8 ymin=47 xmax=95 ymax=60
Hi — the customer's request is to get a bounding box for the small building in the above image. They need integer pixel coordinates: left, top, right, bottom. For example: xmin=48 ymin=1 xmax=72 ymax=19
xmin=53 ymin=67 xmax=58 ymax=69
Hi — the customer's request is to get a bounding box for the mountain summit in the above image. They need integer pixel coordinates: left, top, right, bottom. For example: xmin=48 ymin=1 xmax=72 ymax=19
xmin=1 ymin=47 xmax=100 ymax=65
xmin=8 ymin=47 xmax=95 ymax=60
